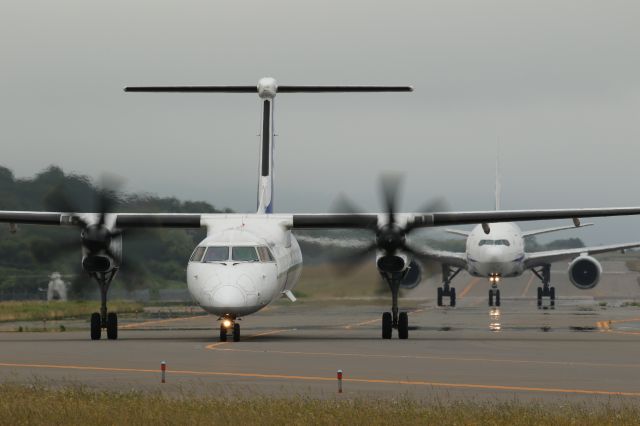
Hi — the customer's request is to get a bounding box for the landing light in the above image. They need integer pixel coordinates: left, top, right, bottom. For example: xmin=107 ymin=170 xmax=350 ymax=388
xmin=222 ymin=319 xmax=232 ymax=328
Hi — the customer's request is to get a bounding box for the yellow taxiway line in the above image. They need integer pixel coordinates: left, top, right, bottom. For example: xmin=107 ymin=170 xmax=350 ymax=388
xmin=0 ymin=361 xmax=639 ymax=397
xmin=208 ymin=347 xmax=640 ymax=369
xmin=205 ymin=328 xmax=292 ymax=350
xmin=597 ymin=317 xmax=640 ymax=335
xmin=458 ymin=278 xmax=480 ymax=299
xmin=343 ymin=309 xmax=425 ymax=330
xmin=120 ymin=315 xmax=208 ymax=330
xmin=520 ymin=274 xmax=535 ymax=298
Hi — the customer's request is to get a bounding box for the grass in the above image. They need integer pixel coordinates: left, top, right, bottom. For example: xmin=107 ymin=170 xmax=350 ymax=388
xmin=0 ymin=384 xmax=638 ymax=425
xmin=296 ymin=264 xmax=386 ymax=298
xmin=0 ymin=300 xmax=143 ymax=322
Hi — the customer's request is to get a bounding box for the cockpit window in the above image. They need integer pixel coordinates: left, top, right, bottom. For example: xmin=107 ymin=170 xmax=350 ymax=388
xmin=203 ymin=246 xmax=229 ymax=262
xmin=257 ymin=246 xmax=275 ymax=262
xmin=479 ymin=239 xmax=510 ymax=247
xmin=232 ymin=246 xmax=260 ymax=262
xmin=190 ymin=246 xmax=206 ymax=262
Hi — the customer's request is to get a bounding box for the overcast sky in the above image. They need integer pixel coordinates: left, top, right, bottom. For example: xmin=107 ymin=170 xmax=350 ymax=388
xmin=1 ymin=1 xmax=639 ymax=244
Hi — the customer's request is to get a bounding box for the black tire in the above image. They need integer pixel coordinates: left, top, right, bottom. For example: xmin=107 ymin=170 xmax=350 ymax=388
xmin=450 ymin=287 xmax=456 ymax=307
xmin=537 ymin=287 xmax=543 ymax=307
xmin=106 ymin=312 xmax=118 ymax=340
xmin=437 ymin=287 xmax=443 ymax=306
xmin=219 ymin=324 xmax=227 ymax=342
xmin=550 ymin=286 xmax=556 ymax=301
xmin=90 ymin=312 xmax=101 ymax=340
xmin=382 ymin=312 xmax=392 ymax=339
xmin=495 ymin=289 xmax=501 ymax=307
xmin=488 ymin=289 xmax=494 ymax=307
xmin=398 ymin=312 xmax=409 ymax=340
xmin=233 ymin=323 xmax=241 ymax=342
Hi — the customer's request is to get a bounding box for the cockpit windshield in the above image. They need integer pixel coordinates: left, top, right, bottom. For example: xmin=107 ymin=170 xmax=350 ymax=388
xmin=479 ymin=239 xmax=511 ymax=247
xmin=203 ymin=246 xmax=229 ymax=262
xmin=191 ymin=245 xmax=275 ymax=263
xmin=232 ymin=246 xmax=260 ymax=262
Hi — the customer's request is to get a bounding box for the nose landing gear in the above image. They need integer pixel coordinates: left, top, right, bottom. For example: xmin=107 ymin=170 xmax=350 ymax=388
xmin=219 ymin=316 xmax=240 ymax=342
xmin=488 ymin=274 xmax=501 ymax=307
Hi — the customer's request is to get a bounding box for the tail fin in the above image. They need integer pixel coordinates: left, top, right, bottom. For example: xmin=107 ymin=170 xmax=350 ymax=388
xmin=125 ymin=78 xmax=413 ymax=214
xmin=494 ymin=144 xmax=501 ymax=211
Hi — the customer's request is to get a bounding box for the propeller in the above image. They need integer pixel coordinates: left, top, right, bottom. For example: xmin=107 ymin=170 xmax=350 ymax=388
xmin=330 ymin=174 xmax=449 ymax=275
xmin=32 ymin=176 xmax=143 ymax=293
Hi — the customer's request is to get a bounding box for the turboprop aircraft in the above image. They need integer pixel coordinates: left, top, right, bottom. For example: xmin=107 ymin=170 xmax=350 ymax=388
xmin=4 ymin=77 xmax=640 ymax=342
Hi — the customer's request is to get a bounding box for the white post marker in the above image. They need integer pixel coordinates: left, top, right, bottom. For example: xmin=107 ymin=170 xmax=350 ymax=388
xmin=161 ymin=361 xmax=166 ymax=383
xmin=337 ymin=369 xmax=343 ymax=393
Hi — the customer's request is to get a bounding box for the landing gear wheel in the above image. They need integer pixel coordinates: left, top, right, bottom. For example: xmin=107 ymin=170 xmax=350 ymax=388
xmin=219 ymin=324 xmax=228 ymax=342
xmin=437 ymin=287 xmax=443 ymax=306
xmin=488 ymin=289 xmax=494 ymax=307
xmin=233 ymin=323 xmax=241 ymax=342
xmin=450 ymin=287 xmax=456 ymax=307
xmin=90 ymin=312 xmax=101 ymax=340
xmin=398 ymin=312 xmax=409 ymax=340
xmin=106 ymin=312 xmax=118 ymax=340
xmin=382 ymin=312 xmax=392 ymax=339
xmin=550 ymin=286 xmax=556 ymax=307
xmin=537 ymin=287 xmax=543 ymax=308
xmin=495 ymin=289 xmax=501 ymax=307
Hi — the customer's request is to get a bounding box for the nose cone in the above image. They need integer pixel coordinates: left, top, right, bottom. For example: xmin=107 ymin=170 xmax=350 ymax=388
xmin=212 ymin=285 xmax=246 ymax=308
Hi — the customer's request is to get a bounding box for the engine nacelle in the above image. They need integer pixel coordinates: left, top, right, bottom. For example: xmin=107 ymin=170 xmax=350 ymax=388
xmin=568 ymin=255 xmax=602 ymax=289
xmin=376 ymin=253 xmax=408 ymax=274
xmin=400 ymin=260 xmax=422 ymax=289
xmin=82 ymin=255 xmax=114 ymax=273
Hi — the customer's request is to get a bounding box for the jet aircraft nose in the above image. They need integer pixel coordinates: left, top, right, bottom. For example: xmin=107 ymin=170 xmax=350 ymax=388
xmin=212 ymin=285 xmax=246 ymax=307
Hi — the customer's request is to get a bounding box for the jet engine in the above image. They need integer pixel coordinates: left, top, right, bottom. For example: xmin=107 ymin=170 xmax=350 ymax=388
xmin=399 ymin=260 xmax=422 ymax=289
xmin=568 ymin=255 xmax=602 ymax=289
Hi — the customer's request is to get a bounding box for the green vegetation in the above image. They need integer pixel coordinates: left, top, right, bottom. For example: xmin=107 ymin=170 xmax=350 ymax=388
xmin=0 ymin=165 xmax=231 ymax=296
xmin=0 ymin=300 xmax=143 ymax=322
xmin=0 ymin=384 xmax=637 ymax=425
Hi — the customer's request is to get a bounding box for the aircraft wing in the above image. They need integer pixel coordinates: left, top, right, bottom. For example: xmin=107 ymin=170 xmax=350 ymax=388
xmin=2 ymin=206 xmax=640 ymax=230
xmin=443 ymin=229 xmax=470 ymax=237
xmin=412 ymin=246 xmax=468 ymax=269
xmin=523 ymin=242 xmax=640 ymax=269
xmin=521 ymin=223 xmax=593 ymax=238
xmin=291 ymin=207 xmax=640 ymax=229
xmin=0 ymin=211 xmax=203 ymax=228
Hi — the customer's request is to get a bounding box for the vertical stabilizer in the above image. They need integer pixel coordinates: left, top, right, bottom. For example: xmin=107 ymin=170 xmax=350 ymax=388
xmin=124 ymin=78 xmax=413 ymax=215
xmin=494 ymin=145 xmax=501 ymax=211
xmin=257 ymin=92 xmax=275 ymax=213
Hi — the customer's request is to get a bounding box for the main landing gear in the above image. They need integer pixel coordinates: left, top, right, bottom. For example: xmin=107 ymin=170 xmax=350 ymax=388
xmin=381 ymin=272 xmax=409 ymax=340
xmin=437 ymin=265 xmax=460 ymax=307
xmin=89 ymin=270 xmax=118 ymax=340
xmin=219 ymin=316 xmax=241 ymax=342
xmin=532 ymin=264 xmax=555 ymax=308
xmin=488 ymin=274 xmax=501 ymax=307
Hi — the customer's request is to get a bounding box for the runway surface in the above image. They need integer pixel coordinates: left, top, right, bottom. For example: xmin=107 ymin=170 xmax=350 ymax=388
xmin=1 ymin=260 xmax=640 ymax=401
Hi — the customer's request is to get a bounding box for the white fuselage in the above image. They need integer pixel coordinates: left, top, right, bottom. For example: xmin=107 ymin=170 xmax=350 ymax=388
xmin=465 ymin=222 xmax=526 ymax=278
xmin=186 ymin=219 xmax=302 ymax=318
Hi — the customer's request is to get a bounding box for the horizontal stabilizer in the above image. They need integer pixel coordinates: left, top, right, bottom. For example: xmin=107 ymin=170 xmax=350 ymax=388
xmin=124 ymin=85 xmax=413 ymax=93
xmin=124 ymin=86 xmax=257 ymax=93
xmin=278 ymin=86 xmax=413 ymax=93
